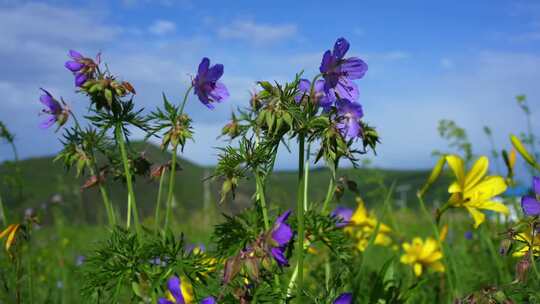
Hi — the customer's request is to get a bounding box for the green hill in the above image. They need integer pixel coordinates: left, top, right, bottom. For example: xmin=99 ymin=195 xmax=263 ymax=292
xmin=0 ymin=142 xmax=450 ymax=224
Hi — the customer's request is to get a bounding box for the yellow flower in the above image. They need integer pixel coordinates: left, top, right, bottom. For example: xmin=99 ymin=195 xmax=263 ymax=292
xmin=512 ymin=232 xmax=540 ymax=257
xmin=345 ymin=199 xmax=392 ymax=251
xmin=0 ymin=224 xmax=20 ymax=252
xmin=446 ymin=155 xmax=509 ymax=228
xmin=400 ymin=237 xmax=445 ymax=277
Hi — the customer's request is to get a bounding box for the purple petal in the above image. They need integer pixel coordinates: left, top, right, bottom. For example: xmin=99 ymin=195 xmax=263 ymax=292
xmin=65 ymin=60 xmax=84 ymax=72
xmin=533 ymin=176 xmax=540 ymax=195
xmin=158 ymin=299 xmax=174 ymax=304
xmin=201 ymin=296 xmax=217 ymax=304
xmin=334 ymin=293 xmax=353 ymax=304
xmin=522 ymin=196 xmax=540 ymax=216
xmin=271 ymin=247 xmax=289 ymax=266
xmin=39 ymin=116 xmax=56 ymax=129
xmin=331 ymin=207 xmax=353 ymax=228
xmin=198 ymin=57 xmax=210 ymax=77
xmin=320 ymin=50 xmax=333 ymax=74
xmin=298 ymin=79 xmax=311 ymax=93
xmin=272 ymin=222 xmax=292 ymax=246
xmin=341 ymin=57 xmax=368 ymax=80
xmin=69 ymin=50 xmax=83 ymax=60
xmin=166 ymin=276 xmax=185 ymax=304
xmin=333 ymin=38 xmax=350 ymax=59
xmin=208 ymin=82 xmax=229 ymax=103
xmin=75 ymin=73 xmax=87 ymax=87
xmin=276 ymin=210 xmax=292 ymax=224
xmin=343 ymin=119 xmax=361 ymax=139
xmin=335 ymin=78 xmax=359 ymax=101
xmin=206 ymin=64 xmax=224 ymax=82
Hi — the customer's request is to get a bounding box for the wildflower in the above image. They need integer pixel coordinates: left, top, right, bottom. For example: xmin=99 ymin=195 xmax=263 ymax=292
xmin=295 ymin=79 xmax=330 ymax=109
xmin=335 ymin=99 xmax=364 ymax=139
xmin=331 ymin=206 xmax=353 ymax=228
xmin=158 ymin=275 xmax=194 ymax=304
xmin=344 ymin=199 xmax=392 ymax=251
xmin=512 ymin=231 xmax=540 ymax=257
xmin=464 ymin=231 xmax=473 ymax=240
xmin=75 ymin=255 xmax=85 ymax=266
xmin=192 ymin=57 xmax=229 ymax=109
xmin=521 ymin=176 xmax=540 ymax=216
xmin=320 ymin=37 xmax=367 ymax=101
xmin=446 ymin=155 xmax=509 ymax=228
xmin=200 ymin=297 xmax=216 ymax=304
xmin=64 ymin=50 xmax=98 ymax=87
xmin=270 ymin=210 xmax=293 ymax=266
xmin=334 ymin=293 xmax=353 ymax=304
xmin=400 ymin=237 xmax=445 ymax=276
xmin=0 ymin=224 xmax=20 ymax=252
xmin=39 ymin=89 xmax=69 ymax=129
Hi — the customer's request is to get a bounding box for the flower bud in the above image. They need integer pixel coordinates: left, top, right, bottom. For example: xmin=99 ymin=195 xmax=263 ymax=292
xmin=511 ymin=134 xmax=540 ymax=171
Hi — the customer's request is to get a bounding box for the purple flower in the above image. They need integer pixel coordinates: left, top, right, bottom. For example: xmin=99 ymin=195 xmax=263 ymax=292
xmin=295 ymin=78 xmax=332 ymax=109
xmin=522 ymin=176 xmax=540 ymax=216
xmin=331 ymin=207 xmax=353 ymax=228
xmin=75 ymin=255 xmax=85 ymax=266
xmin=192 ymin=57 xmax=229 ymax=109
xmin=334 ymin=293 xmax=353 ymax=304
xmin=39 ymin=88 xmax=68 ymax=129
xmin=201 ymin=297 xmax=217 ymax=304
xmin=320 ymin=38 xmax=367 ymax=101
xmin=64 ymin=50 xmax=95 ymax=87
xmin=335 ymin=99 xmax=364 ymax=139
xmin=464 ymin=231 xmax=473 ymax=240
xmin=158 ymin=276 xmax=186 ymax=304
xmin=270 ymin=210 xmax=293 ymax=266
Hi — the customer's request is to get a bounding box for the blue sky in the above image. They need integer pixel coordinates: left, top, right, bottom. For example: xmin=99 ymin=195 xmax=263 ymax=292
xmin=0 ymin=0 xmax=539 ymax=174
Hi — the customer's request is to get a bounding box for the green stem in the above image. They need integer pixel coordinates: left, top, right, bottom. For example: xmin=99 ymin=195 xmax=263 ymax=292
xmin=179 ymin=86 xmax=193 ymax=115
xmin=164 ymin=145 xmax=178 ymax=230
xmin=255 ymin=173 xmax=270 ymax=230
xmin=154 ymin=167 xmax=167 ymax=230
xmin=321 ymin=163 xmax=337 ymax=214
xmin=87 ymin=160 xmax=115 ymax=226
xmin=115 ymin=124 xmax=141 ymax=234
xmin=480 ymin=224 xmax=508 ymax=283
xmin=303 ymin=144 xmax=310 ymax=212
xmin=417 ymin=194 xmax=456 ymax=301
xmin=295 ymin=134 xmax=305 ymax=300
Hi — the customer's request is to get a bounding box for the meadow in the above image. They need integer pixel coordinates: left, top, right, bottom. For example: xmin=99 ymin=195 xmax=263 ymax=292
xmin=0 ymin=37 xmax=539 ymax=304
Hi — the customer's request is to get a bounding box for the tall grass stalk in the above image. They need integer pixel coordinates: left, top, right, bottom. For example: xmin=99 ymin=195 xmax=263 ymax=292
xmin=154 ymin=167 xmax=167 ymax=230
xmin=295 ymin=133 xmax=306 ymax=300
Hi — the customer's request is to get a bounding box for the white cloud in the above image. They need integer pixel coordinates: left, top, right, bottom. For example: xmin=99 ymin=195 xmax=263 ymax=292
xmin=217 ymin=20 xmax=298 ymax=45
xmin=148 ymin=20 xmax=177 ymax=36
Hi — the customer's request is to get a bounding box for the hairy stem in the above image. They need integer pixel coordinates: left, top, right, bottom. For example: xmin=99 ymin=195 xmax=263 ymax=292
xmin=115 ymin=124 xmax=141 ymax=234
xmin=164 ymin=145 xmax=178 ymax=230
xmin=154 ymin=167 xmax=167 ymax=230
xmin=295 ymin=134 xmax=305 ymax=300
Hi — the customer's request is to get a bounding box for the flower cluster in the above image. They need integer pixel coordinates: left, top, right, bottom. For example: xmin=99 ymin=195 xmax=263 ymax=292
xmin=332 ymin=198 xmax=392 ymax=251
xmin=298 ymin=37 xmax=368 ymax=140
xmin=400 ymin=236 xmax=445 ymax=277
xmin=64 ymin=50 xmax=99 ymax=87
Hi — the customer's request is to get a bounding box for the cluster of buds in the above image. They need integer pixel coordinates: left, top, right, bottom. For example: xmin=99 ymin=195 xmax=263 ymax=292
xmin=160 ymin=113 xmax=192 ymax=151
xmin=82 ymin=77 xmax=136 ymax=111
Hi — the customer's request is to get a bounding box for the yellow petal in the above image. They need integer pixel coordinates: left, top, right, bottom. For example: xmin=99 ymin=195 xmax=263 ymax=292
xmin=5 ymin=224 xmax=20 ymax=251
xmin=425 ymin=251 xmax=443 ymax=263
xmin=448 ymin=182 xmax=462 ymax=194
xmin=419 ymin=238 xmax=438 ymax=259
xmin=0 ymin=224 xmax=15 ymax=239
xmin=400 ymin=254 xmax=414 ymax=264
xmin=473 ymin=200 xmax=509 ymax=215
xmin=350 ymin=202 xmax=368 ymax=225
xmin=402 ymin=242 xmax=411 ymax=251
xmin=464 ymin=156 xmax=488 ymax=191
xmin=465 ymin=207 xmax=486 ymax=228
xmin=430 ymin=261 xmax=445 ymax=273
xmin=466 ymin=176 xmax=507 ymax=202
xmin=180 ymin=276 xmax=194 ymax=303
xmin=413 ymin=263 xmax=423 ymax=277
xmin=446 ymin=155 xmax=465 ymax=186
xmin=439 ymin=224 xmax=448 ymax=242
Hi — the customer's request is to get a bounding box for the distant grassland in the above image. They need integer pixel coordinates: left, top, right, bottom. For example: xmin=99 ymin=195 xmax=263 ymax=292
xmin=0 ymin=141 xmax=451 ymax=225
